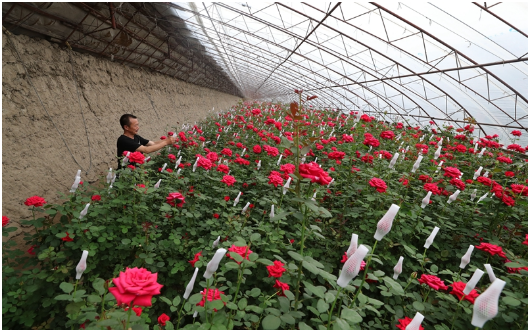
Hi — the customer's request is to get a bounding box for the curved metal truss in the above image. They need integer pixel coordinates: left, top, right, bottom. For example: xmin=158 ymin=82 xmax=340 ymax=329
xmin=2 ymin=2 xmax=527 ymax=143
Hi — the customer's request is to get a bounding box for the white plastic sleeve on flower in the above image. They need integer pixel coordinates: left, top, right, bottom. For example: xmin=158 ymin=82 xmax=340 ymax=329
xmin=473 ymin=166 xmax=483 ymax=180
xmin=464 ymin=268 xmax=484 ymax=295
xmin=471 ymin=278 xmax=506 ymax=328
xmin=79 ymin=203 xmax=90 ymax=220
xmin=177 ymin=150 xmax=181 ymax=157
xmin=477 ymin=192 xmax=489 ymax=203
xmin=70 ymin=176 xmax=81 ymax=193
xmin=277 ymin=155 xmax=283 ymax=166
xmin=421 ymin=191 xmax=432 ymax=209
xmin=346 ymin=234 xmax=358 ymax=258
xmin=242 ymin=202 xmax=250 ymax=214
xmin=405 ymin=312 xmax=424 ymax=330
xmin=470 ymin=189 xmax=477 ymax=201
xmin=327 ymin=178 xmax=334 ymax=188
xmin=314 ymin=157 xmax=318 ymax=163
xmin=393 ymin=256 xmax=404 ymax=280
xmin=459 ymin=245 xmax=474 ymax=269
xmin=257 ymin=160 xmax=261 ymax=170
xmin=447 ymin=190 xmax=461 ymax=204
xmin=193 ymin=311 xmax=198 ymax=318
xmin=204 ymin=248 xmax=227 ymax=279
xmin=241 ymin=148 xmax=246 ymax=155
xmin=270 ymin=205 xmax=275 ymax=219
xmin=183 ymin=268 xmax=199 ymax=299
xmin=283 ymin=177 xmax=291 ymax=195
xmin=175 ymin=156 xmax=182 ymax=168
xmin=161 ymin=163 xmax=167 ymax=172
xmin=374 ymin=204 xmax=400 ymax=241
xmin=233 ymin=192 xmax=242 ymax=207
xmin=424 ymin=227 xmax=440 ymax=249
xmin=106 ymin=168 xmax=113 ymax=183
xmin=176 ymin=169 xmax=181 ymax=176
xmin=75 ymin=250 xmax=89 ymax=280
xmin=311 ymin=191 xmax=317 ymax=202
xmin=212 ymin=236 xmax=220 ymax=249
xmin=411 ymin=155 xmax=423 ymax=173
xmin=154 ymin=179 xmax=162 ymax=189
xmin=434 ymin=146 xmax=442 ymax=159
xmin=76 ymin=169 xmax=82 ymax=178
xmin=483 ymin=171 xmax=489 ymax=177
xmin=389 ymin=153 xmax=399 ymax=169
xmin=337 ymin=245 xmax=369 ymax=288
xmin=438 ymin=138 xmax=443 ymax=146
xmin=110 ymin=174 xmax=116 ymax=186
xmin=484 ymin=264 xmax=496 ymax=283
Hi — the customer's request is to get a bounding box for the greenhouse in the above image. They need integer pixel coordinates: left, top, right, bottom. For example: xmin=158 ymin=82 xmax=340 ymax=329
xmin=2 ymin=2 xmax=528 ymax=330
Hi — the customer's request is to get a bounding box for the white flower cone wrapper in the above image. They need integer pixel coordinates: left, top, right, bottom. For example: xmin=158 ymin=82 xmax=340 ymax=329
xmin=257 ymin=160 xmax=261 ymax=170
xmin=314 ymin=157 xmax=318 ymax=163
xmin=434 ymin=146 xmax=442 ymax=160
xmin=337 ymin=245 xmax=369 ymax=288
xmin=484 ymin=264 xmax=496 ymax=283
xmin=177 ymin=150 xmax=181 ymax=157
xmin=393 ymin=256 xmax=404 ymax=280
xmin=464 ymin=268 xmax=484 ymax=295
xmin=193 ymin=311 xmax=198 ymax=318
xmin=79 ymin=203 xmax=90 ymax=220
xmin=424 ymin=227 xmax=440 ymax=249
xmin=175 ymin=156 xmax=182 ymax=168
xmin=421 ymin=191 xmax=432 ymax=209
xmin=176 ymin=169 xmax=182 ymax=176
xmin=435 ymin=160 xmax=444 ymax=173
xmin=459 ymin=245 xmax=474 ymax=269
xmin=311 ymin=191 xmax=317 ymax=202
xmin=233 ymin=192 xmax=242 ymax=207
xmin=471 ymin=278 xmax=506 ymax=328
xmin=374 ymin=204 xmax=400 ymax=241
xmin=283 ymin=177 xmax=291 ymax=195
xmin=389 ymin=153 xmax=399 ymax=168
xmin=144 ymin=156 xmax=151 ymax=163
xmin=473 ymin=166 xmax=483 ymax=180
xmin=346 ymin=234 xmax=358 ymax=258
xmin=183 ymin=267 xmax=199 ymax=300
xmin=478 ymin=148 xmax=486 ymax=158
xmin=327 ymin=178 xmax=334 ymax=188
xmin=75 ymin=250 xmax=89 ymax=279
xmin=161 ymin=163 xmax=167 ymax=173
xmin=204 ymin=248 xmax=227 ymax=279
xmin=483 ymin=171 xmax=489 ymax=178
xmin=276 ymin=155 xmax=283 ymax=166
xmin=437 ymin=137 xmax=443 ymax=147
xmin=411 ymin=155 xmax=423 ymax=173
xmin=477 ymin=192 xmax=489 ymax=203
xmin=154 ymin=179 xmax=162 ymax=189
xmin=470 ymin=189 xmax=477 ymax=201
xmin=122 ymin=151 xmax=130 ymax=166
xmin=406 ymin=312 xmax=425 ymax=330
xmin=109 ymin=174 xmax=116 ymax=189
xmin=270 ymin=205 xmax=275 ymax=219
xmin=70 ymin=176 xmax=81 ymax=193
xmin=241 ymin=202 xmax=251 ymax=214
xmin=106 ymin=168 xmax=113 ymax=184
xmin=192 ymin=157 xmax=199 ymax=172
xmin=212 ymin=236 xmax=220 ymax=249
xmin=447 ymin=190 xmax=461 ymax=204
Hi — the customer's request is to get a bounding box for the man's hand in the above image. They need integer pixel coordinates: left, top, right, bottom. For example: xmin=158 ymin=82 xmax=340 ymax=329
xmin=165 ymin=136 xmax=176 ymax=146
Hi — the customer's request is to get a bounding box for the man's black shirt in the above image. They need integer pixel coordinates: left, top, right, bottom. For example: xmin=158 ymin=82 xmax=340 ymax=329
xmin=117 ymin=134 xmax=149 ymax=169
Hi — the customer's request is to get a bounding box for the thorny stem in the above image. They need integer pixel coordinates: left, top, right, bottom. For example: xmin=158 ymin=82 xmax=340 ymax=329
xmin=204 ymin=278 xmax=211 ymax=325
xmin=125 ymin=301 xmax=133 ymax=330
xmin=326 ymin=288 xmax=343 ymax=328
xmin=423 ymin=288 xmax=431 ymax=303
xmin=450 ymin=296 xmax=465 ymax=329
xmin=420 ymin=248 xmax=428 ymax=272
xmin=176 ymin=299 xmax=187 ymax=329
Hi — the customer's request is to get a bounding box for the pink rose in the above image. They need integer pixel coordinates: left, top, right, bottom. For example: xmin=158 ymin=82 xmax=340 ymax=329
xmin=108 ymin=267 xmax=163 ymax=307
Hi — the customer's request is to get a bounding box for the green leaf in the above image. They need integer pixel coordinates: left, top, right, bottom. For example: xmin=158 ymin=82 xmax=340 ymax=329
xmin=210 ymin=300 xmax=225 ymax=310
xmin=165 ymin=321 xmax=174 ymax=330
xmin=383 ymin=276 xmax=404 ymax=295
xmin=145 ymin=258 xmax=154 ymax=264
xmin=257 ymin=258 xmax=274 ymax=266
xmin=248 ymin=253 xmax=259 ymax=262
xmin=262 ymin=315 xmax=281 ymax=330
xmin=271 ymin=211 xmax=291 ymax=222
xmin=250 ymin=233 xmax=261 ymax=242
xmin=413 ymin=301 xmax=425 ymax=311
xmin=226 ymin=302 xmax=237 ymax=310
xmin=333 ymin=318 xmax=350 ymax=330
xmin=316 ymin=299 xmax=329 ymax=313
xmin=87 ymin=295 xmax=101 ymax=303
xmin=160 ymin=296 xmax=172 ymax=306
xmin=225 ymin=262 xmax=240 ymax=270
xmin=238 ymin=298 xmax=247 ymax=310
xmin=229 ymin=252 xmax=243 ymax=262
xmin=249 ymin=288 xmax=261 ymax=297
xmin=54 ymin=294 xmax=72 ymax=301
xmin=318 ymin=270 xmax=337 ymax=282
xmin=173 ymin=296 xmax=181 ymax=307
xmin=325 ymin=292 xmax=336 ymax=303
xmin=341 ymin=308 xmax=363 ymax=323
xmin=505 ymin=262 xmax=527 ymax=268
xmin=502 ymin=297 xmax=521 ymax=306
xmin=93 ymin=278 xmax=106 ymax=295
xmin=280 ymin=314 xmax=296 ymax=325
xmin=287 ymin=251 xmax=304 ymax=262
xmin=302 ymin=261 xmax=320 ymax=275
xmin=302 ymin=281 xmax=325 ymax=298
xmin=284 ymin=290 xmax=295 ymax=301
xmin=188 ymin=293 xmax=203 ymax=305
xmin=60 ymin=282 xmax=74 ymax=294
xmin=299 ymin=322 xmax=313 ymax=330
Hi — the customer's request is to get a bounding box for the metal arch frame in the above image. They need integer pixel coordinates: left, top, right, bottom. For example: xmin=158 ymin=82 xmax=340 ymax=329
xmin=162 ymin=3 xmax=422 ymax=128
xmin=206 ymin=2 xmax=455 ymax=132
xmin=277 ymin=2 xmax=528 ymax=135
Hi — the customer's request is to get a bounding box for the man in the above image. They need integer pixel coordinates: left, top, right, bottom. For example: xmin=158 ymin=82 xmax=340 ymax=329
xmin=117 ymin=114 xmax=176 ymax=169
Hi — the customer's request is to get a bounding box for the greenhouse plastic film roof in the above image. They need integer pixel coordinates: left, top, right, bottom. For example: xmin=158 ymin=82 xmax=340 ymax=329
xmin=3 ymin=2 xmax=527 ymax=145
xmin=170 ymin=2 xmax=528 ymax=145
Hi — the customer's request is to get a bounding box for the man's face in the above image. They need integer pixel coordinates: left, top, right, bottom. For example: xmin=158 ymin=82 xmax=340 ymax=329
xmin=125 ymin=118 xmax=139 ymax=135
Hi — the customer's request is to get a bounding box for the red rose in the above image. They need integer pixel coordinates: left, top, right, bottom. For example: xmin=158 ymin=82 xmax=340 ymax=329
xmin=24 ymin=196 xmax=47 ymax=207
xmin=213 ymin=213 xmax=220 ymax=219
xmin=443 ymin=167 xmax=461 ymax=179
xmin=502 ymin=195 xmax=515 ymax=207
xmin=268 ymin=173 xmax=284 ymax=187
xmin=361 ymin=154 xmax=373 ymax=164
xmin=227 ymin=245 xmax=253 ymax=264
xmin=299 ymin=162 xmax=332 ymax=185
xmin=497 ymin=156 xmax=513 ymax=164
xmin=449 ymin=178 xmax=466 ymax=191
xmin=158 ymin=313 xmax=170 ymax=326
xmin=266 ymin=261 xmax=286 ymax=278
xmin=505 ymin=171 xmax=515 ymax=178
xmin=475 ymin=243 xmax=506 ymax=258
xmin=396 ymin=317 xmax=424 ymax=330
xmin=511 ymin=184 xmax=528 ymax=196
xmin=188 ymin=251 xmax=202 ymax=267
xmin=27 ymin=245 xmax=38 ymax=255
xmin=108 ymin=267 xmax=164 ymax=307
xmin=221 ymin=148 xmax=233 ymax=157
xmin=91 ymin=195 xmax=101 ymax=202
xmin=418 ymin=274 xmax=448 ymax=291
xmin=197 ymin=157 xmax=213 ymax=170
xmin=328 ymin=151 xmax=346 ymax=160
xmin=125 ymin=306 xmax=143 ymax=317
xmin=216 ymin=164 xmax=230 ymax=174
xmin=166 ymin=192 xmax=185 ymax=207
xmin=160 ymin=136 xmax=167 ymax=140
xmin=253 ymin=145 xmax=262 ymax=154
xmin=289 ymin=239 xmax=295 ymax=244
xmin=224 ymin=196 xmax=230 ymax=202
xmin=2 ymin=216 xmax=10 ymax=227
xmin=523 ymin=234 xmax=528 ymax=246
xmin=369 ymin=178 xmax=387 ymax=193
xmin=380 ymin=130 xmax=395 ymax=140
xmin=450 ymin=281 xmax=479 ymax=304
xmin=197 ymin=288 xmax=225 ymax=311
xmin=127 ymin=165 xmax=136 ymax=170
xmin=418 ymin=175 xmax=433 ymax=183
xmin=128 ymin=151 xmax=145 ymax=164
xmin=221 ymin=175 xmax=237 ymax=187
xmin=273 ymin=280 xmax=290 ymax=296
xmin=280 ymin=163 xmax=295 ymax=175
xmin=61 ymin=232 xmax=74 ymax=242
xmin=511 ymin=130 xmax=522 ymax=136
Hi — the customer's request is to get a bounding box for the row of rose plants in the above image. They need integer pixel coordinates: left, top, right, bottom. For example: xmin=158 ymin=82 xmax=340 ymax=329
xmin=2 ymin=95 xmax=528 ymax=330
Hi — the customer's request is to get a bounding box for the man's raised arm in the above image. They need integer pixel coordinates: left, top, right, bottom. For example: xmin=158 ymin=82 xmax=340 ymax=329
xmin=136 ymin=136 xmax=175 ymax=154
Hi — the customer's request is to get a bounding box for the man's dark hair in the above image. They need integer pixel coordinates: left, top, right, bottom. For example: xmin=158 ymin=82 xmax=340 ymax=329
xmin=120 ymin=114 xmax=137 ymax=130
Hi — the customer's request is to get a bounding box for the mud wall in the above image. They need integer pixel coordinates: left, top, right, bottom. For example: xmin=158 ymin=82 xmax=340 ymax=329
xmin=2 ymin=33 xmax=240 ymax=240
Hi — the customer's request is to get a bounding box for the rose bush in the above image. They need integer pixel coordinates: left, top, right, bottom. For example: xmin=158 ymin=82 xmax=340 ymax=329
xmin=2 ymin=99 xmax=527 ymax=330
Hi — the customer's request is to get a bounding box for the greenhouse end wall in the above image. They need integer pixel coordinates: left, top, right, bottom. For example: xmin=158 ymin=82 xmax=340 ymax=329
xmin=2 ymin=33 xmax=240 ymax=240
